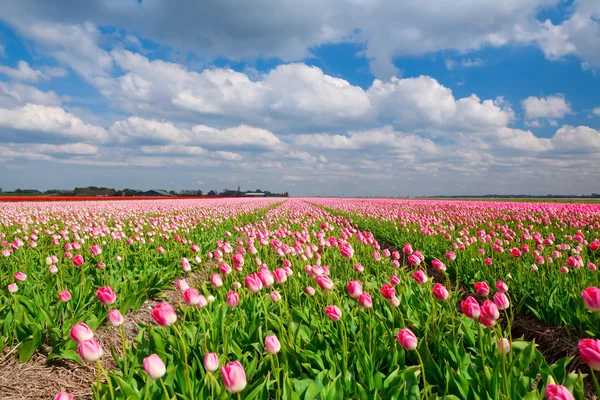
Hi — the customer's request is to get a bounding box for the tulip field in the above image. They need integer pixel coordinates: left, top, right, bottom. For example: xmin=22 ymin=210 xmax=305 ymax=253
xmin=1 ymin=198 xmax=600 ymax=399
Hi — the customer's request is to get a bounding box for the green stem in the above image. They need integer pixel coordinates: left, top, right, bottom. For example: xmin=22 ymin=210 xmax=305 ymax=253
xmin=160 ymin=378 xmax=170 ymax=400
xmin=119 ymin=325 xmax=128 ymax=377
xmin=592 ymin=371 xmax=600 ymax=399
xmin=415 ymin=349 xmax=429 ymax=400
xmin=97 ymin=361 xmax=115 ymax=400
xmin=173 ymin=325 xmax=194 ymax=400
xmin=478 ymin=323 xmax=488 ymax=382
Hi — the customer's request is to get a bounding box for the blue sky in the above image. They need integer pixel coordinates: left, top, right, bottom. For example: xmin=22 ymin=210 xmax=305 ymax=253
xmin=0 ymin=0 xmax=599 ymax=196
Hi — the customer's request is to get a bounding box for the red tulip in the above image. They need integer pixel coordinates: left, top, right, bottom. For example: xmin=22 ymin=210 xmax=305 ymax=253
xmin=474 ymin=281 xmax=490 ymax=296
xmin=380 ymin=283 xmax=396 ymax=299
xmin=72 ymin=254 xmax=84 ymax=267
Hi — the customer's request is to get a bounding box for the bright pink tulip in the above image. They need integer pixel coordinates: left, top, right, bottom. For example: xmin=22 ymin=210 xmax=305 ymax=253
xmin=358 ymin=293 xmax=373 ymax=308
xmin=545 ymin=384 xmax=575 ymax=400
xmin=481 ymin=300 xmax=499 ymax=321
xmin=204 ymin=352 xmax=219 ymax=372
xmin=461 ymin=296 xmax=481 ymax=319
xmin=13 ymin=272 xmax=27 ymax=282
xmin=54 ymin=392 xmax=73 ymax=400
xmin=58 ymin=290 xmax=71 ymax=302
xmin=412 ymin=270 xmax=427 ymax=284
xmin=396 ymin=328 xmax=418 ymax=350
xmin=495 ymin=280 xmax=508 ymax=293
xmin=582 ymin=287 xmax=600 ymax=312
xmin=257 ymin=269 xmax=274 ymax=287
xmin=380 ymin=283 xmax=396 ymax=299
xmin=493 ymin=292 xmax=510 ymax=310
xmin=474 ymin=281 xmax=490 ymax=296
xmin=305 ymin=286 xmax=315 ymax=296
xmin=7 ymin=283 xmax=17 ymax=294
xmin=390 ymin=275 xmax=401 ymax=285
xmin=70 ymin=322 xmax=94 ymax=343
xmin=151 ymin=303 xmax=177 ymax=326
xmin=77 ymin=338 xmax=103 ymax=363
xmin=354 ymin=263 xmax=364 ymax=272
xmin=221 ymin=361 xmax=247 ymax=394
xmin=316 ymin=275 xmax=334 ymax=291
xmin=347 ymin=280 xmax=363 ymax=298
xmin=402 ymin=243 xmax=413 ymax=255
xmin=445 ymin=251 xmax=456 ymax=261
xmin=245 ymin=273 xmax=263 ymax=293
xmin=579 ymin=339 xmax=600 ymax=371
xmin=90 ymin=245 xmax=102 ymax=256
xmin=72 ymin=254 xmax=84 ymax=267
xmin=96 ymin=286 xmax=116 ymax=305
xmin=325 ymin=305 xmax=342 ymax=321
xmin=226 ymin=290 xmax=239 ymax=307
xmin=431 ymin=259 xmax=446 ymax=271
xmin=143 ymin=354 xmax=166 ymax=379
xmin=273 ymin=268 xmax=287 ymax=284
xmin=432 ymin=283 xmax=449 ymax=300
xmin=108 ymin=309 xmax=124 ymax=327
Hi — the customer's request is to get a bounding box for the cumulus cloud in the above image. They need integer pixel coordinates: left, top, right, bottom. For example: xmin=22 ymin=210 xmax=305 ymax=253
xmin=0 ymin=82 xmax=65 ymax=107
xmin=0 ymin=104 xmax=109 ymax=142
xmin=593 ymin=107 xmax=600 ymax=116
xmin=522 ymin=95 xmax=572 ymax=120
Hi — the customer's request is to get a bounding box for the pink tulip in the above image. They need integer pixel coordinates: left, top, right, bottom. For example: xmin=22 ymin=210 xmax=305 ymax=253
xmin=461 ymin=296 xmax=481 ymax=319
xmin=582 ymin=287 xmax=600 ymax=312
xmin=484 ymin=257 xmax=493 ymax=265
xmin=226 ymin=290 xmax=239 ymax=307
xmin=545 ymin=384 xmax=575 ymax=400
xmin=204 ymin=352 xmax=219 ymax=372
xmin=143 ymin=354 xmax=166 ymax=379
xmin=354 ymin=263 xmax=364 ymax=272
xmin=157 ymin=247 xmax=164 ymax=254
xmin=325 ymin=305 xmax=342 ymax=321
xmin=90 ymin=245 xmax=102 ymax=256
xmin=347 ymin=280 xmax=363 ymax=298
xmin=151 ymin=303 xmax=177 ymax=326
xmin=54 ymin=393 xmax=73 ymax=400
xmin=183 ymin=288 xmax=202 ymax=306
xmin=175 ymin=279 xmax=189 ymax=293
xmin=108 ymin=309 xmax=124 ymax=327
xmin=270 ymin=291 xmax=281 ymax=302
xmin=72 ymin=254 xmax=84 ymax=267
xmin=481 ymin=300 xmax=499 ymax=321
xmin=96 ymin=286 xmax=117 ymax=305
xmin=7 ymin=283 xmax=17 ymax=294
xmin=13 ymin=272 xmax=27 ymax=282
xmin=474 ymin=281 xmax=490 ymax=296
xmin=49 ymin=265 xmax=58 ymax=274
xmin=432 ymin=283 xmax=449 ymax=301
xmin=257 ymin=269 xmax=274 ymax=287
xmin=305 ymin=286 xmax=316 ymax=296
xmin=221 ymin=361 xmax=247 ymax=394
xmin=407 ymin=254 xmax=420 ymax=266
xmin=579 ymin=339 xmax=600 ymax=371
xmin=70 ymin=322 xmax=94 ymax=343
xmin=220 ymin=263 xmax=232 ymax=275
xmin=493 ymin=292 xmax=510 ymax=310
xmin=390 ymin=275 xmax=401 ymax=285
xmin=316 ymin=275 xmax=334 ymax=291
xmin=411 ymin=270 xmax=427 ymax=284
xmin=358 ymin=293 xmax=373 ymax=308
xmin=273 ymin=268 xmax=287 ymax=284
xmin=431 ymin=259 xmax=446 ymax=271
xmin=445 ymin=251 xmax=456 ymax=261
xmin=497 ymin=338 xmax=511 ymax=354
xmin=495 ymin=280 xmax=508 ymax=293
xmin=265 ymin=334 xmax=281 ymax=354
xmin=380 ymin=283 xmax=396 ymax=299
xmin=396 ymin=328 xmax=418 ymax=350
xmin=77 ymin=338 xmax=103 ymax=363
xmin=210 ymin=274 xmax=223 ymax=288
xmin=402 ymin=243 xmax=413 ymax=255
xmin=245 ymin=273 xmax=263 ymax=293
xmin=58 ymin=290 xmax=71 ymax=302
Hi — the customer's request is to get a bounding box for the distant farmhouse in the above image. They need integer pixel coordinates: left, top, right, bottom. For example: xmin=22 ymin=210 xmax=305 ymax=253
xmin=216 ymin=187 xmax=288 ymax=197
xmin=143 ymin=189 xmax=173 ymax=196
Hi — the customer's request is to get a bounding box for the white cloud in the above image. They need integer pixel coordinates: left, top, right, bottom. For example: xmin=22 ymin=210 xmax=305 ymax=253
xmin=0 ymin=60 xmax=47 ymax=82
xmin=550 ymin=125 xmax=600 ymax=152
xmin=522 ymin=95 xmax=572 ymax=120
xmin=0 ymin=104 xmax=109 ymax=142
xmin=444 ymin=59 xmax=458 ymax=70
xmin=190 ymin=125 xmax=283 ymax=151
xmin=0 ymin=82 xmax=65 ymax=107
xmin=593 ymin=107 xmax=600 ymax=116
xmin=461 ymin=58 xmax=485 ymax=68
xmin=26 ymin=142 xmax=98 ymax=155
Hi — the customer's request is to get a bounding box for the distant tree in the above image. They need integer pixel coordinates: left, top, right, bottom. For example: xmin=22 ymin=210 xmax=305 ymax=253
xmin=169 ymin=190 xmax=178 ymax=195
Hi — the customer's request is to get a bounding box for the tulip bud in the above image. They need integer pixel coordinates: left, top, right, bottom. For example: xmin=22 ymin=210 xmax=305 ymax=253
xmin=204 ymin=352 xmax=219 ymax=372
xmin=107 ymin=309 xmax=124 ymax=327
xmin=70 ymin=322 xmax=94 ymax=343
xmin=265 ymin=335 xmax=281 ymax=354
xmin=396 ymin=328 xmax=418 ymax=350
xmin=143 ymin=354 xmax=166 ymax=379
xmin=77 ymin=339 xmax=103 ymax=363
xmin=221 ymin=361 xmax=247 ymax=394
